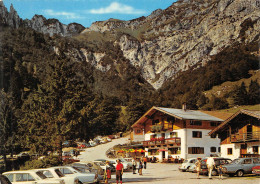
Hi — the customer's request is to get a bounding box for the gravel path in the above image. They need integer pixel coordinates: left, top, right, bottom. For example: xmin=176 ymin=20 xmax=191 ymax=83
xmin=78 ymin=136 xmax=129 ymax=161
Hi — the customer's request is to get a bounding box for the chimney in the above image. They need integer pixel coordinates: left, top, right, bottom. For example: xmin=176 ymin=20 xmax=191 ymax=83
xmin=182 ymin=102 xmax=187 ymax=111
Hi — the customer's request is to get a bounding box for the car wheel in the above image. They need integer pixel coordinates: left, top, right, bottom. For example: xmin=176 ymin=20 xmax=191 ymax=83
xmin=212 ymin=170 xmax=217 ymax=176
xmin=236 ymin=170 xmax=244 ymax=177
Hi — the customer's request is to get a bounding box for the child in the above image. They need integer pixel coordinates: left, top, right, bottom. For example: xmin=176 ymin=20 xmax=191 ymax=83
xmin=195 ymin=158 xmax=202 ymax=179
xmin=218 ymin=165 xmax=223 ymax=180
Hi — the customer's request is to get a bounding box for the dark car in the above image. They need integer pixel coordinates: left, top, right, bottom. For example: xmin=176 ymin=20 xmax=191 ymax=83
xmin=0 ymin=175 xmax=12 ymax=184
xmin=200 ymin=157 xmax=232 ymax=176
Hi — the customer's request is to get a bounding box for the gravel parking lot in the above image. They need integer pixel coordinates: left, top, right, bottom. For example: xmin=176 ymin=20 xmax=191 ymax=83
xmin=78 ymin=137 xmax=259 ymax=184
xmin=109 ymin=163 xmax=260 ymax=184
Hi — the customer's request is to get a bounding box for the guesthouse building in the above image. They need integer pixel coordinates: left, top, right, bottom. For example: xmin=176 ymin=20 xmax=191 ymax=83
xmin=209 ymin=109 xmax=260 ymax=159
xmin=131 ymin=105 xmax=231 ymax=161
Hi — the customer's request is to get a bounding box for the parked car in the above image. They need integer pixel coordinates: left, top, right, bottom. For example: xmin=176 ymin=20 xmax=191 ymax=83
xmin=0 ymin=174 xmax=12 ymax=184
xmin=179 ymin=158 xmax=197 ymax=172
xmin=3 ymin=170 xmax=64 ymax=184
xmin=94 ymin=160 xmax=115 ymax=172
xmin=51 ymin=166 xmax=99 ymax=184
xmin=35 ymin=168 xmax=79 ymax=184
xmin=252 ymin=165 xmax=260 ymax=175
xmin=79 ymin=162 xmax=104 ymax=176
xmin=222 ymin=157 xmax=260 ymax=177
xmin=17 ymin=152 xmax=30 ymax=160
xmin=200 ymin=157 xmax=232 ymax=176
xmin=66 ymin=163 xmax=103 ymax=181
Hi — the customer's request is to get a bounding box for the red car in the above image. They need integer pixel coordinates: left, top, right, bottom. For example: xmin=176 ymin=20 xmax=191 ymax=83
xmin=252 ymin=165 xmax=260 ymax=175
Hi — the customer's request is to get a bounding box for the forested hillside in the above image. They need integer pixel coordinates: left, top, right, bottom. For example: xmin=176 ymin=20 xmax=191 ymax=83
xmin=0 ymin=0 xmax=259 ymax=157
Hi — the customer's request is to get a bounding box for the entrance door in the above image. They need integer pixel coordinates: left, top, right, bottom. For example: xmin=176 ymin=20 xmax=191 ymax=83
xmin=162 ymin=151 xmax=165 ymax=159
xmin=240 ymin=144 xmax=247 ymax=155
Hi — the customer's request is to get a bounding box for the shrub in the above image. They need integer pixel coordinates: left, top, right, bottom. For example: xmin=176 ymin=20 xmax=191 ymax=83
xmin=20 ymin=156 xmax=60 ymax=170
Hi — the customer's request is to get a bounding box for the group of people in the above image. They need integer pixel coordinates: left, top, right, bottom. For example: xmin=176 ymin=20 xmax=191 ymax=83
xmin=195 ymin=156 xmax=223 ymax=179
xmin=104 ymin=156 xmax=148 ymax=184
xmin=104 ymin=159 xmax=124 ymax=184
xmin=132 ymin=156 xmax=148 ymax=175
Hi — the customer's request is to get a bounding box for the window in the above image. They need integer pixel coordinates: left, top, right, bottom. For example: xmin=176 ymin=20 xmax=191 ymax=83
xmin=243 ymin=159 xmax=252 ymax=164
xmin=152 ymin=119 xmax=159 ymax=125
xmin=210 ymin=122 xmax=220 ymax=127
xmin=218 ymin=147 xmax=221 ymax=153
xmin=60 ymin=168 xmax=73 ymax=175
xmin=16 ymin=174 xmax=35 ymax=182
xmin=188 ymin=147 xmax=204 ymax=154
xmin=190 ymin=120 xmax=202 ymax=126
xmin=210 ymin=147 xmax=216 ymax=153
xmin=42 ymin=171 xmax=54 ymax=178
xmin=168 ymin=147 xmax=181 ymax=154
xmin=192 ymin=131 xmax=202 ymax=138
xmin=253 ymin=158 xmax=260 ymax=164
xmin=253 ymin=146 xmax=259 ymax=154
xmin=227 ymin=148 xmax=233 ymax=155
xmin=210 ymin=134 xmax=216 ymax=138
xmin=136 ymin=129 xmax=141 ymax=133
xmin=170 ymin=132 xmax=178 ymax=138
xmin=6 ymin=174 xmax=14 ymax=182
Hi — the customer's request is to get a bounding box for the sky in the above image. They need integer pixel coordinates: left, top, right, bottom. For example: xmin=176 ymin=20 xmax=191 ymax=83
xmin=3 ymin=0 xmax=177 ymax=28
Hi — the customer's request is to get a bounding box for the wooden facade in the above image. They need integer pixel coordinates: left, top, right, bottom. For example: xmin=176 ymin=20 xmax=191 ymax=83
xmin=131 ymin=106 xmax=229 ymax=160
xmin=209 ymin=110 xmax=260 ymax=158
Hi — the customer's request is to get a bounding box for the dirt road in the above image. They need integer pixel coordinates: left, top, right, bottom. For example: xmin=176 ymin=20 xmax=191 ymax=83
xmin=78 ymin=136 xmax=129 ymax=161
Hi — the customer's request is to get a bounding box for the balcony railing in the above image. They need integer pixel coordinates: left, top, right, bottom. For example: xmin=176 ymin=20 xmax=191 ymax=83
xmin=143 ymin=137 xmax=181 ymax=147
xmin=230 ymin=131 xmax=260 ymax=143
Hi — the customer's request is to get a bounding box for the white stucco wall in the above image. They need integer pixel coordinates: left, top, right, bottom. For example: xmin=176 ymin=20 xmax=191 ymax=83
xmin=144 ymin=128 xmax=221 ymax=160
xmin=185 ymin=129 xmax=221 ymax=159
xmin=133 ymin=134 xmax=145 ymax=142
xmin=221 ymin=142 xmax=260 ymax=159
xmin=221 ymin=144 xmax=240 ymax=159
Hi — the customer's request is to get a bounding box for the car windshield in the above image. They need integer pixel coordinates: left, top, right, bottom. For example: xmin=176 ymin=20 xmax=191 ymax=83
xmin=231 ymin=159 xmax=241 ymax=164
xmin=36 ymin=171 xmax=47 ymax=179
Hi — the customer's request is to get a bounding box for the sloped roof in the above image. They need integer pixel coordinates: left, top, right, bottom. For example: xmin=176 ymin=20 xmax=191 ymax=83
xmin=156 ymin=107 xmax=224 ymax=121
xmin=200 ymin=111 xmax=232 ymax=121
xmin=132 ymin=106 xmax=224 ymax=128
xmin=209 ymin=109 xmax=260 ymax=135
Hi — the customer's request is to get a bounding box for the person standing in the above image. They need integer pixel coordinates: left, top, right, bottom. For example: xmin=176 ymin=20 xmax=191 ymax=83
xmin=218 ymin=165 xmax=223 ymax=180
xmin=206 ymin=156 xmax=215 ymax=179
xmin=132 ymin=159 xmax=137 ymax=174
xmin=195 ymin=158 xmax=202 ymax=179
xmin=138 ymin=159 xmax=143 ymax=175
xmin=143 ymin=156 xmax=148 ymax=169
xmin=104 ymin=161 xmax=111 ymax=184
xmin=116 ymin=159 xmax=124 ymax=184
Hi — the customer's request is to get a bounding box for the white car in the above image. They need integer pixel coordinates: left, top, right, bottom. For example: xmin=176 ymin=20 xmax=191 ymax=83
xmin=179 ymin=158 xmax=197 ymax=172
xmin=51 ymin=166 xmax=99 ymax=184
xmin=3 ymin=170 xmax=64 ymax=184
xmin=35 ymin=168 xmax=80 ymax=184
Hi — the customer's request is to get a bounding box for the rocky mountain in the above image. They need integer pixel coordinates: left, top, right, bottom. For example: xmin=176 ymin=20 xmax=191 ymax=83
xmin=0 ymin=2 xmax=85 ymax=37
xmin=81 ymin=0 xmax=260 ymax=89
xmin=0 ymin=0 xmax=259 ymax=90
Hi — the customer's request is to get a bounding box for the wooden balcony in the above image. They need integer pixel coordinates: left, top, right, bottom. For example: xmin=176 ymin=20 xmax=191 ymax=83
xmin=230 ymin=131 xmax=260 ymax=143
xmin=143 ymin=137 xmax=181 ymax=147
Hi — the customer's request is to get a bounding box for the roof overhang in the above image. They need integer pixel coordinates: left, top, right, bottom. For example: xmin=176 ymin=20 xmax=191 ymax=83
xmin=209 ymin=109 xmax=260 ymax=135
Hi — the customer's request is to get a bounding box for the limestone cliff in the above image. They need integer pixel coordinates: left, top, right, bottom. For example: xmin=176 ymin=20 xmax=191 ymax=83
xmin=81 ymin=0 xmax=260 ymax=89
xmin=0 ymin=2 xmax=84 ymax=37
